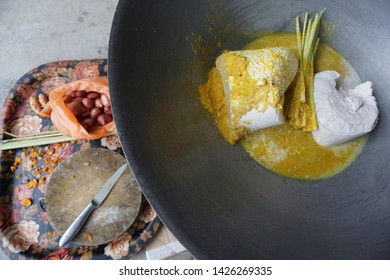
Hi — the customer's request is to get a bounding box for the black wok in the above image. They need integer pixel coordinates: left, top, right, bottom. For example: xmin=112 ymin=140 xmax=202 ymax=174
xmin=108 ymin=0 xmax=390 ymax=259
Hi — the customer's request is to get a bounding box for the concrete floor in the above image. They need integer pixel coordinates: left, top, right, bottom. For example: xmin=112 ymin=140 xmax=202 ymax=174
xmin=0 ymin=0 xmax=192 ymax=260
xmin=0 ymin=0 xmax=117 ymax=105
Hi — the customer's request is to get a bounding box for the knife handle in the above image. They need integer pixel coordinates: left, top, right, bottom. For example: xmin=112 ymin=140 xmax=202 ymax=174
xmin=58 ymin=202 xmax=96 ymax=247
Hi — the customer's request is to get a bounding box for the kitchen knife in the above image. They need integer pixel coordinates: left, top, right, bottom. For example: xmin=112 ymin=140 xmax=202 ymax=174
xmin=58 ymin=163 xmax=128 ymax=247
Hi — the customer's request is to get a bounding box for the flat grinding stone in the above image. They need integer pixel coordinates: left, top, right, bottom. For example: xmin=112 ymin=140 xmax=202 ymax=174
xmin=45 ymin=148 xmax=142 ymax=245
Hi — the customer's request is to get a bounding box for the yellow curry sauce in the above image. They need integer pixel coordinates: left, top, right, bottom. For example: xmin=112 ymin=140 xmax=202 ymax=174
xmin=200 ymin=33 xmax=367 ymax=180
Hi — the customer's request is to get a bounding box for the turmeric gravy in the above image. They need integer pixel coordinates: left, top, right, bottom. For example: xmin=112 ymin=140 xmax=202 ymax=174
xmin=201 ymin=33 xmax=367 ymax=180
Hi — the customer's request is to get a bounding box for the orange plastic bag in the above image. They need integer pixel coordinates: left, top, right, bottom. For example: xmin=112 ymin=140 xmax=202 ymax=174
xmin=49 ymin=77 xmax=115 ymax=140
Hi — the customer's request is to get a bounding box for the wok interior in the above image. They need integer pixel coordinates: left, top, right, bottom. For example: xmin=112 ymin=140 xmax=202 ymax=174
xmin=109 ymin=0 xmax=390 ymax=259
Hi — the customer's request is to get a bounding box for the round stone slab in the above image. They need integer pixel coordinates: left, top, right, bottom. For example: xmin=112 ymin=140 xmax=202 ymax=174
xmin=46 ymin=148 xmax=142 ymax=245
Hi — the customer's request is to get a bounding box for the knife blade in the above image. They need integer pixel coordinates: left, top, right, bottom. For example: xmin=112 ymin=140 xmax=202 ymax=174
xmin=58 ymin=163 xmax=128 ymax=247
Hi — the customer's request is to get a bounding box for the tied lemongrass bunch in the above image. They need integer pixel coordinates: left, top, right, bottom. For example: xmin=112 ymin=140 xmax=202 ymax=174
xmin=287 ymin=10 xmax=325 ymax=131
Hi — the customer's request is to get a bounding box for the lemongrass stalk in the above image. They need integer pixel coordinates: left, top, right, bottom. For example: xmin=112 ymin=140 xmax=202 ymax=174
xmin=0 ymin=130 xmax=117 ymax=150
xmin=3 ymin=130 xmax=63 ymax=140
xmin=3 ymin=132 xmax=18 ymax=138
xmin=0 ymin=135 xmax=76 ymax=150
xmin=296 ymin=16 xmax=303 ymax=59
xmin=288 ymin=10 xmax=324 ymax=131
xmin=1 ymin=132 xmax=64 ymax=142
